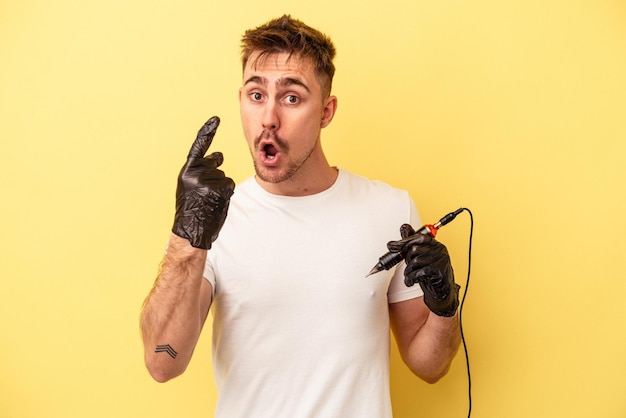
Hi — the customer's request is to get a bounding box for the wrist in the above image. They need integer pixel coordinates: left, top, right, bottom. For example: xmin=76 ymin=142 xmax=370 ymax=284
xmin=425 ymin=283 xmax=460 ymax=317
xmin=167 ymin=233 xmax=208 ymax=261
xmin=429 ymin=309 xmax=459 ymax=325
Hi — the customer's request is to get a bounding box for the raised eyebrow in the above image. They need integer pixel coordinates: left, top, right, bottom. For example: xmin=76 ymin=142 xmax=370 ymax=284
xmin=276 ymin=77 xmax=311 ymax=93
xmin=243 ymin=75 xmax=311 ymax=94
xmin=243 ymin=75 xmax=266 ymax=87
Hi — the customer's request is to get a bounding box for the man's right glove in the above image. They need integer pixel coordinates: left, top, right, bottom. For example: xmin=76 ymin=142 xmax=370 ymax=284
xmin=172 ymin=116 xmax=235 ymax=250
xmin=387 ymin=224 xmax=460 ymax=317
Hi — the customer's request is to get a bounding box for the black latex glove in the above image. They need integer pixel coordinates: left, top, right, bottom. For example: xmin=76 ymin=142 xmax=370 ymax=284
xmin=387 ymin=224 xmax=460 ymax=317
xmin=172 ymin=116 xmax=235 ymax=249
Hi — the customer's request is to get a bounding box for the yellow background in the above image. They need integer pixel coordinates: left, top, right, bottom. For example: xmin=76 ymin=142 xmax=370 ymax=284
xmin=1 ymin=0 xmax=625 ymax=417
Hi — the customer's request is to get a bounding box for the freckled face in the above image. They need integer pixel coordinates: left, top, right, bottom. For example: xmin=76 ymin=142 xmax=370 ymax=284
xmin=239 ymin=52 xmax=333 ymax=186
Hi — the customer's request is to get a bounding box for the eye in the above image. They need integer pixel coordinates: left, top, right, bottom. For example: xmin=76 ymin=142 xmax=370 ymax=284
xmin=285 ymin=95 xmax=299 ymax=104
xmin=250 ymin=92 xmax=263 ymax=101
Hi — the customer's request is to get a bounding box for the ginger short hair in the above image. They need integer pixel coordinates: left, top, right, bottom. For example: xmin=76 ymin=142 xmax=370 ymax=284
xmin=241 ymin=15 xmax=336 ymax=97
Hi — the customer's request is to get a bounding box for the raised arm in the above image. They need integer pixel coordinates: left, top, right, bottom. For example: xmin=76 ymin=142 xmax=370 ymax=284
xmin=387 ymin=224 xmax=461 ymax=383
xmin=140 ymin=235 xmax=213 ymax=382
xmin=140 ymin=116 xmax=234 ymax=382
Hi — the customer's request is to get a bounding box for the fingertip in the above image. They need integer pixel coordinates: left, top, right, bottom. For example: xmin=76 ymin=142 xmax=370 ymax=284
xmin=207 ymin=115 xmax=220 ymax=128
xmin=399 ymin=223 xmax=416 ymax=239
xmin=198 ymin=116 xmax=220 ymax=137
xmin=188 ymin=116 xmax=221 ymax=159
xmin=208 ymin=152 xmax=224 ymax=167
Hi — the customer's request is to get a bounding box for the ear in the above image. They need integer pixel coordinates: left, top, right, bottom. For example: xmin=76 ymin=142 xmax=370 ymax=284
xmin=238 ymin=87 xmax=242 ymax=102
xmin=320 ymin=95 xmax=338 ymax=129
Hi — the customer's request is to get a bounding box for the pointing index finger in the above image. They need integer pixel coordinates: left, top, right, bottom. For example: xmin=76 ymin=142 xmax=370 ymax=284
xmin=187 ymin=116 xmax=220 ymax=159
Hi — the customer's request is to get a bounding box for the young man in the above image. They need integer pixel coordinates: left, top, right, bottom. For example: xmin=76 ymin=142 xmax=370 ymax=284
xmin=141 ymin=15 xmax=461 ymax=418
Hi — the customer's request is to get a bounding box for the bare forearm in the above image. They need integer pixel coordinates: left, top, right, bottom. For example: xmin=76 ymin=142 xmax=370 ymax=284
xmin=405 ymin=313 xmax=461 ymax=383
xmin=140 ymin=233 xmax=210 ymax=382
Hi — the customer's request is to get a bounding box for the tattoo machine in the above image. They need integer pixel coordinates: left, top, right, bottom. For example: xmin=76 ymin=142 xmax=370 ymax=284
xmin=366 ymin=208 xmax=464 ymax=277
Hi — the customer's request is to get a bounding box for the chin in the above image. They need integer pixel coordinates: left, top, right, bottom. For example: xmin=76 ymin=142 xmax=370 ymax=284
xmin=254 ymin=165 xmax=283 ymax=184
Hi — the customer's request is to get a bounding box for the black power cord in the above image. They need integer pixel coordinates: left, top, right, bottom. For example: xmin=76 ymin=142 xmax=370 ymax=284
xmin=458 ymin=208 xmax=474 ymax=417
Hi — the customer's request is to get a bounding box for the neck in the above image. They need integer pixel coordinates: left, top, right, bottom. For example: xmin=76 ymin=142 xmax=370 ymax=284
xmin=257 ymin=163 xmax=338 ymax=197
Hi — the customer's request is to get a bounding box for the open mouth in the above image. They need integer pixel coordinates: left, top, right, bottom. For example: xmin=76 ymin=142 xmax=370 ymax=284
xmin=256 ymin=132 xmax=286 ymax=167
xmin=263 ymin=143 xmax=278 ymax=160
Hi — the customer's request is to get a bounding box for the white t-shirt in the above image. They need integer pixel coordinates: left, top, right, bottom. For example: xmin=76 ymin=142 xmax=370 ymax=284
xmin=203 ymin=169 xmax=423 ymax=418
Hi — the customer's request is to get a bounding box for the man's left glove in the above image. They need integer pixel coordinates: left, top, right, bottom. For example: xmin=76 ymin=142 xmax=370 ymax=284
xmin=172 ymin=116 xmax=235 ymax=250
xmin=387 ymin=224 xmax=460 ymax=317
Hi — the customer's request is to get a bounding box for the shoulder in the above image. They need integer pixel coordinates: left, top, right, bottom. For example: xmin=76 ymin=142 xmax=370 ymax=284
xmin=338 ymin=169 xmax=410 ymax=201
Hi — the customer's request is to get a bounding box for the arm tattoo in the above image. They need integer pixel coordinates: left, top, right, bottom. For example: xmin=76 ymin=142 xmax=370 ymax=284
xmin=155 ymin=344 xmax=178 ymax=359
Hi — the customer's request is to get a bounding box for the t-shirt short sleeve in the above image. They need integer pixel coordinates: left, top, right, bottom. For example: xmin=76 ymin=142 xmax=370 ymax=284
xmin=386 ymin=196 xmax=424 ymax=304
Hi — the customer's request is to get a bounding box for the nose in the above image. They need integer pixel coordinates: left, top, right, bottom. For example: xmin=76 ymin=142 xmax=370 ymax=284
xmin=262 ymin=100 xmax=279 ymax=131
